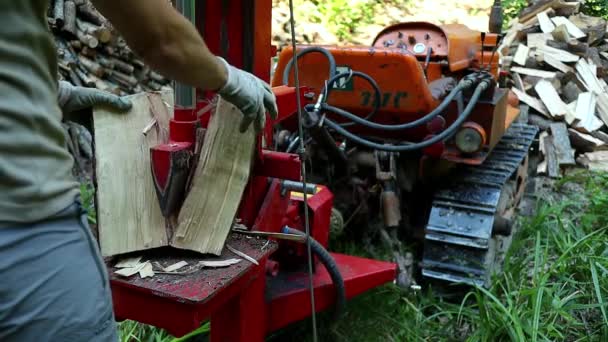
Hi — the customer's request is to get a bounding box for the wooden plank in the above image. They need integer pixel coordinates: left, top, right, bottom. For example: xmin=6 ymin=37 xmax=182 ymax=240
xmin=511 ymin=87 xmax=549 ymax=117
xmin=172 ymin=97 xmax=256 ymax=255
xmin=514 ymin=44 xmax=530 ymax=66
xmin=537 ymin=11 xmax=556 ymax=33
xmin=550 ymin=16 xmax=586 ymax=39
xmin=511 ymin=67 xmax=557 ymax=79
xmin=537 ymin=45 xmax=580 ymax=63
xmin=534 ymin=79 xmax=569 ymax=119
xmin=549 ymin=122 xmax=576 ymax=166
xmin=94 ymin=90 xmax=173 ymax=257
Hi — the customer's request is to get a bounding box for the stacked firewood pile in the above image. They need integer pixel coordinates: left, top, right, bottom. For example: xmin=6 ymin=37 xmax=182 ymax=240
xmin=48 ymin=0 xmax=170 ymax=96
xmin=500 ymin=0 xmax=608 ymax=175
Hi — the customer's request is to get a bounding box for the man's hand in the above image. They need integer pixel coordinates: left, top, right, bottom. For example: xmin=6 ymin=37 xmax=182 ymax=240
xmin=57 ymin=81 xmax=132 ymax=114
xmin=216 ymin=58 xmax=278 ymax=133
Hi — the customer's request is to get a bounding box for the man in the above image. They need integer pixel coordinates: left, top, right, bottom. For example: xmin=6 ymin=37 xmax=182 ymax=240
xmin=0 ymin=1 xmax=277 ymax=341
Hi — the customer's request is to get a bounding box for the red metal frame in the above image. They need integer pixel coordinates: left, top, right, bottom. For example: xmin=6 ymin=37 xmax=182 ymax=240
xmin=111 ymin=1 xmax=397 ymax=340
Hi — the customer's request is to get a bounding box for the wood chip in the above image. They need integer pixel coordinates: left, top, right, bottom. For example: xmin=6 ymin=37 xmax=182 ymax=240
xmin=199 ymin=258 xmax=242 ymax=268
xmin=115 ymin=256 xmax=143 ymax=268
xmin=511 ymin=67 xmax=557 ymax=79
xmin=550 ymin=16 xmax=586 ymax=39
xmin=115 ymin=262 xmax=147 ymax=277
xmin=514 ymin=44 xmax=530 ymax=66
xmin=164 ymin=261 xmax=189 ymax=272
xmin=226 ymin=244 xmax=258 ymax=265
xmin=138 ymin=261 xmax=155 ymax=278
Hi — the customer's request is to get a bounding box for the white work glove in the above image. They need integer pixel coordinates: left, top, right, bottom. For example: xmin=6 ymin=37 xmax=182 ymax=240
xmin=57 ymin=80 xmax=132 ymax=114
xmin=216 ymin=57 xmax=278 ymax=133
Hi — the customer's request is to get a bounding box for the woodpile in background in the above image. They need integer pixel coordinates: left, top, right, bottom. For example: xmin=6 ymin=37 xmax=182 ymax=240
xmin=48 ymin=0 xmax=170 ymax=96
xmin=501 ymin=0 xmax=608 ymax=175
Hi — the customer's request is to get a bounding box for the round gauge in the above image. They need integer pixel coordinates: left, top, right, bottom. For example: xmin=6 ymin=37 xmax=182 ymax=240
xmin=413 ymin=43 xmax=426 ymax=54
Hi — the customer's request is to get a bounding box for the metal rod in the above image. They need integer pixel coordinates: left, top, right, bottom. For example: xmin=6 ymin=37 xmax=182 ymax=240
xmin=288 ymin=0 xmax=318 ymax=340
xmin=175 ymin=0 xmax=196 ymax=108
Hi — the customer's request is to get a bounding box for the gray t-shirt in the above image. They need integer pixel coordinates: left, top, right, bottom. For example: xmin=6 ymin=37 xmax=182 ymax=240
xmin=0 ymin=1 xmax=78 ymax=226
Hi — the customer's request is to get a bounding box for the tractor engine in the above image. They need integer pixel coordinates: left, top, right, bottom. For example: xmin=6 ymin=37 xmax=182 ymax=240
xmin=269 ymin=22 xmax=536 ymax=287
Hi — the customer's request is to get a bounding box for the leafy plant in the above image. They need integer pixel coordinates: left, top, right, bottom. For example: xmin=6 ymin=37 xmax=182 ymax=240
xmin=581 ymin=0 xmax=608 ymax=19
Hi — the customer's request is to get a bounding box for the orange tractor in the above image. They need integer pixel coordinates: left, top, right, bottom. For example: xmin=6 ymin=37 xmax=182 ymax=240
xmin=269 ymin=17 xmax=537 ymax=288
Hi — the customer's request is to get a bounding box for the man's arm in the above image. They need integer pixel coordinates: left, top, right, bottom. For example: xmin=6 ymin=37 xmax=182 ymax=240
xmin=91 ymin=0 xmax=277 ymax=132
xmin=91 ymin=0 xmax=227 ymax=91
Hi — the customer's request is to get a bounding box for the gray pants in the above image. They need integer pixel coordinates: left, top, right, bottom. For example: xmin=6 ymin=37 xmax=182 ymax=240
xmin=0 ymin=201 xmax=118 ymax=341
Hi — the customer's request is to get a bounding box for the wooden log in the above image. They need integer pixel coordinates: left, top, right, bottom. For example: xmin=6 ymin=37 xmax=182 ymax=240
xmin=110 ymin=57 xmax=135 ymax=74
xmin=537 ymin=10 xmax=555 ymax=33
xmin=569 ymin=13 xmax=607 ymax=46
xmin=529 ymin=113 xmax=553 ymax=130
xmin=546 ymin=39 xmax=569 ymax=50
xmin=527 ymin=32 xmax=553 ymax=48
xmin=79 ymin=55 xmax=104 ymax=77
xmin=543 ymin=135 xmax=560 ymax=178
xmin=111 ymin=70 xmax=138 ymax=87
xmin=568 ymin=128 xmax=607 ymax=152
xmin=76 ymin=28 xmax=98 ymax=49
xmin=519 ymin=0 xmax=557 ymax=23
xmin=53 ymin=0 xmax=65 ymax=28
xmin=511 ymin=67 xmax=557 ymax=79
xmin=550 ymin=16 xmax=586 ymax=39
xmin=80 ymin=46 xmax=96 ymax=58
xmin=512 ymin=87 xmax=550 ymax=117
xmin=63 ymin=0 xmax=77 ymax=35
xmin=76 ymin=19 xmax=112 ymax=43
xmin=514 ymin=44 xmax=530 ymax=66
xmin=577 ymin=151 xmax=608 ymax=171
xmin=96 ymin=55 xmax=115 ymax=70
xmin=574 ymin=92 xmax=603 ymax=133
xmin=534 ymin=79 xmax=570 ymax=119
xmin=172 ymin=97 xmax=256 ymax=255
xmin=537 ymin=44 xmax=580 ymax=62
xmin=149 ymin=71 xmax=166 ymax=83
xmin=549 ymin=122 xmax=576 ymax=166
xmin=567 ymin=40 xmax=589 ymax=56
xmin=78 ymin=0 xmax=105 ymax=26
xmin=538 ymin=53 xmax=573 ymax=73
xmin=94 ymin=90 xmax=174 ymax=256
xmin=562 ymin=81 xmax=583 ymax=103
xmin=551 ymin=24 xmax=570 ymax=42
xmin=591 ymin=130 xmax=608 ymax=144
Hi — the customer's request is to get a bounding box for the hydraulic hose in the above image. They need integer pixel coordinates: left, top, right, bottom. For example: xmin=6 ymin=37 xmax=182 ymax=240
xmin=321 ymin=71 xmax=382 ymax=125
xmin=308 ymin=80 xmax=471 ymax=132
xmin=283 ymin=226 xmax=346 ymax=322
xmin=321 ymin=81 xmax=489 ymax=152
xmin=282 ymin=47 xmax=337 ymax=86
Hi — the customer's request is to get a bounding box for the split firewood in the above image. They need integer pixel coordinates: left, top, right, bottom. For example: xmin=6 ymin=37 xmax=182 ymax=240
xmin=551 ymin=24 xmax=570 ymax=42
xmin=512 ymin=87 xmax=550 ymax=117
xmin=569 ymin=13 xmax=607 ymax=45
xmin=63 ymin=0 xmax=77 ymax=35
xmin=511 ymin=66 xmax=557 ymax=78
xmin=535 ymin=79 xmax=570 ymax=119
xmin=577 ymin=151 xmax=608 ymax=171
xmin=550 ymin=16 xmax=586 ymax=39
xmin=514 ymin=44 xmax=530 ymax=66
xmin=568 ymin=129 xmax=607 ymax=152
xmin=549 ymin=122 xmax=576 ymax=166
xmin=537 ymin=10 xmax=555 ymax=33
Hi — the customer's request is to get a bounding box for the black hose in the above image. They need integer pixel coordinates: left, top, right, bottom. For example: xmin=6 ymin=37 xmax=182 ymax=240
xmin=321 ymin=82 xmax=488 ymax=152
xmin=321 ymin=71 xmax=382 ymax=126
xmin=282 ymin=47 xmax=337 ymax=86
xmin=283 ymin=226 xmax=346 ymax=322
xmin=307 ymin=80 xmax=470 ymax=132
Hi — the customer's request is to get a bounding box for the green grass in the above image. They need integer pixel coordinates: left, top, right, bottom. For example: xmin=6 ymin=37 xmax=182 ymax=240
xmin=116 ymin=171 xmax=608 ymax=341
